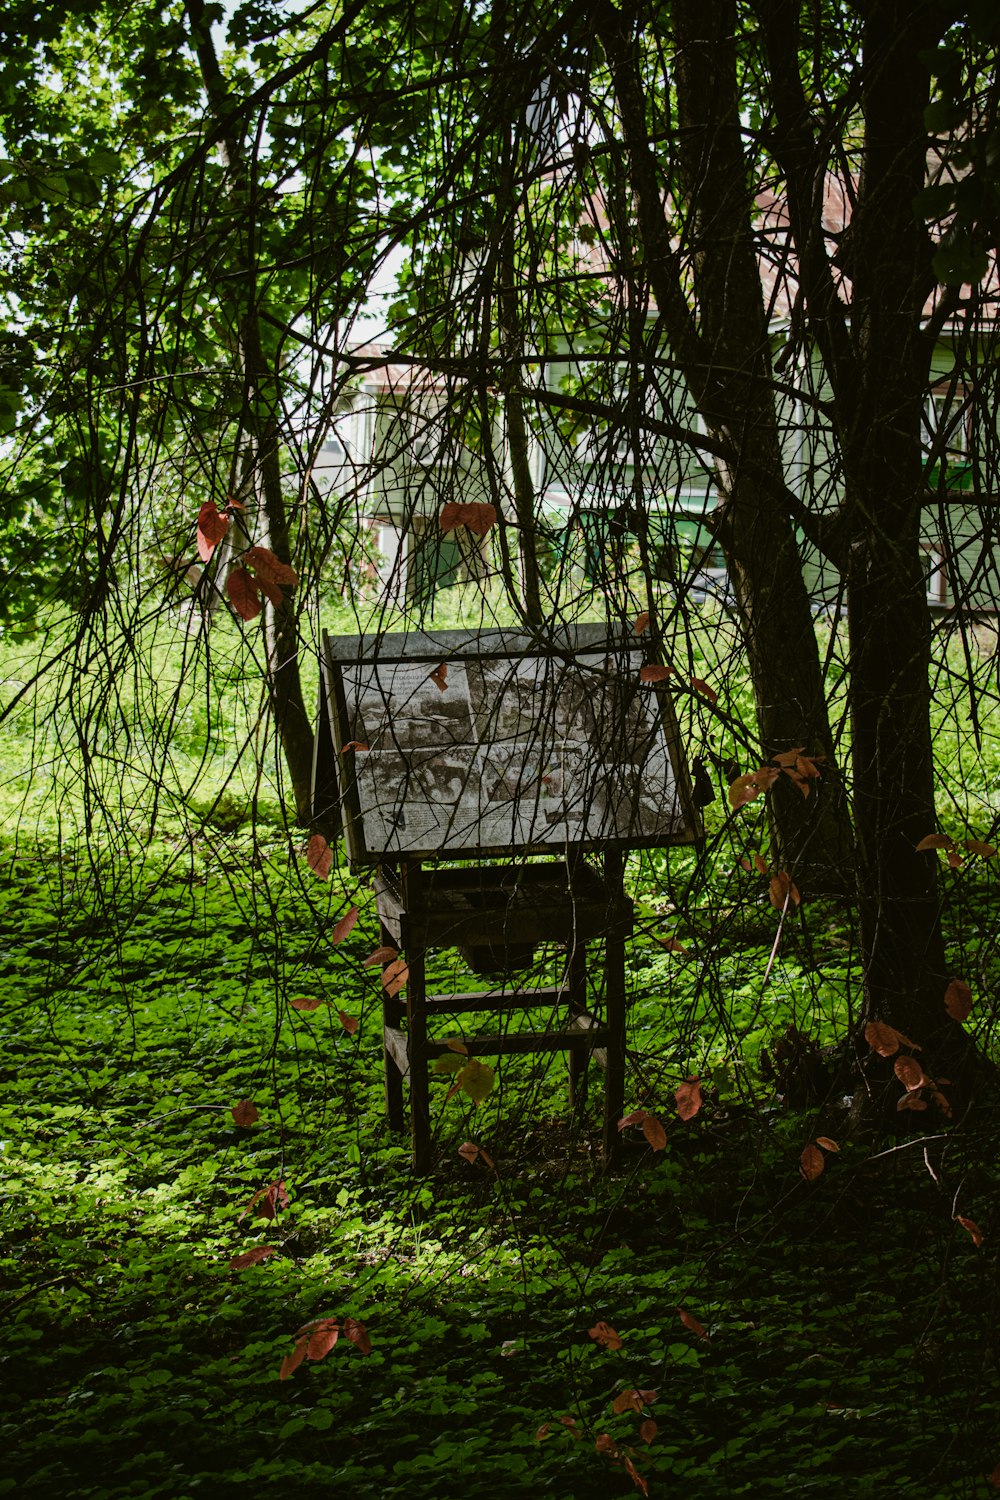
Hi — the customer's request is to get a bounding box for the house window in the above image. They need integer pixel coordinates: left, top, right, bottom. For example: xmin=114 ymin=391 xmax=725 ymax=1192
xmin=921 ymin=543 xmax=947 ymax=605
xmin=924 ymin=386 xmax=969 ymax=466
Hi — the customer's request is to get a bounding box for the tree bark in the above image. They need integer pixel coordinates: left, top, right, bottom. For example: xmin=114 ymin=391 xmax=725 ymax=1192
xmin=600 ymin=0 xmax=853 ymax=885
xmin=185 ymin=0 xmax=314 ymax=825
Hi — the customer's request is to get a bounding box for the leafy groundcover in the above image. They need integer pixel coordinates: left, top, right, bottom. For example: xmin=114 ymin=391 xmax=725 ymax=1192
xmin=1 ymin=836 xmax=998 ymax=1499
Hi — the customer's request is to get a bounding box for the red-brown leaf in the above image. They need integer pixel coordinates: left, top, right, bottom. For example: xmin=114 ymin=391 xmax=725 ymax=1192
xmin=963 ymin=838 xmax=997 ymax=858
xmin=588 ymin=1320 xmax=623 ymax=1351
xmin=658 ymin=936 xmax=688 ymax=955
xmin=331 ymin=904 xmax=359 ymax=944
xmin=196 ymin=502 xmax=229 ymax=562
xmin=338 ymin=1010 xmax=358 ymax=1035
xmin=800 ymin=1143 xmax=825 ymax=1181
xmin=231 ymin=1099 xmax=259 ymax=1128
xmin=617 ymin=1108 xmax=666 ymax=1149
xmin=243 ymin=1178 xmax=289 ymax=1222
xmin=633 ymin=611 xmax=650 ymax=636
xmin=864 ymin=1020 xmax=901 ymax=1057
xmin=226 ymin=565 xmax=261 ymax=620
xmin=595 ymin=1432 xmax=619 ymax=1456
xmin=382 ymin=957 xmax=409 ymax=997
xmin=343 ymin=740 xmax=369 ymax=753
xmin=728 ymin=767 xmax=779 ymax=808
xmin=769 ymin=870 xmax=801 ymax=910
xmin=279 ymin=1338 xmax=307 ymax=1381
xmin=306 ymin=834 xmax=333 ymax=880
xmin=816 ymin=1136 xmax=840 ymax=1152
xmin=290 ymin=995 xmax=324 ymax=1011
xmin=640 ymin=1419 xmax=658 ymax=1445
xmin=931 ymin=1088 xmax=953 ymax=1118
xmin=639 ymin=663 xmax=674 ymax=684
xmin=429 ymin=663 xmax=448 ymax=692
xmin=675 ymin=1077 xmax=703 ymax=1122
xmin=894 ymin=1055 xmax=928 ymax=1092
xmin=612 ymin=1388 xmax=645 ymax=1414
xmin=440 ymin=501 xmax=496 ymax=536
xmin=990 ymin=1460 xmax=1000 ymax=1490
xmin=228 ymin=1245 xmax=276 ymax=1269
xmin=677 ymin=1307 xmax=710 ymax=1341
xmin=690 ymin=676 xmax=717 ymax=705
xmin=298 ymin=1318 xmax=339 ymax=1361
xmin=947 ymin=848 xmax=965 ymax=869
xmin=896 ymin=1093 xmax=929 ymax=1112
xmin=458 ymin=1140 xmax=496 ymax=1169
xmin=956 ymin=1215 xmax=984 ymax=1247
xmin=624 ymin=1456 xmax=649 ymax=1497
xmin=944 ymin=978 xmax=973 ymax=1022
xmin=245 ymin=545 xmax=298 ymax=589
xmin=915 ymin=833 xmax=955 ymax=852
xmin=364 ymin=945 xmax=398 ymax=967
xmin=343 ymin=1316 xmax=372 ymax=1355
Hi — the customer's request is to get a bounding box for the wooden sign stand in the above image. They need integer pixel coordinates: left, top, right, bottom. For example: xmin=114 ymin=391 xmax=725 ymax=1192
xmin=313 ymin=625 xmax=699 ymax=1170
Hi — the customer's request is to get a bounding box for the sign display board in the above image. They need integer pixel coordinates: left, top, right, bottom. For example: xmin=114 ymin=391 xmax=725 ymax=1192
xmin=322 ymin=626 xmax=699 ymax=866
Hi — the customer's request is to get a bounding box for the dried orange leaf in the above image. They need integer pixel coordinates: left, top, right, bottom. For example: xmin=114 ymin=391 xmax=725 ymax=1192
xmin=815 ymin=1136 xmax=840 ymax=1152
xmin=677 ymin=1307 xmax=710 ymax=1341
xmin=196 ymin=501 xmax=229 ymax=562
xmin=947 ymin=848 xmax=965 ymax=869
xmin=245 ymin=545 xmax=298 ymax=589
xmin=769 ymin=870 xmax=801 ymax=910
xmin=690 ymin=676 xmax=717 ymax=705
xmin=439 ymin=500 xmax=496 ymax=535
xmin=931 ymin=1088 xmax=952 ymax=1118
xmin=612 ymin=1388 xmax=645 ymax=1415
xmin=800 ymin=1143 xmax=825 ymax=1181
xmin=457 ymin=1140 xmax=495 ymax=1169
xmin=290 ymin=995 xmax=324 ymax=1011
xmin=364 ymin=945 xmax=398 ymax=967
xmin=618 ymin=1108 xmax=667 ymax=1148
xmin=595 ymin=1432 xmax=619 ymax=1456
xmin=864 ymin=1020 xmax=901 ymax=1056
xmin=342 ymin=739 xmax=369 ymax=753
xmin=331 ymin=905 xmax=359 ymax=944
xmin=228 ymin=1245 xmax=275 ymax=1269
xmin=279 ymin=1340 xmax=307 ymax=1381
xmin=343 ymin=1316 xmax=372 ymax=1355
xmin=675 ymin=1077 xmax=702 ymax=1122
xmin=640 ymin=1418 xmax=658 ymax=1445
xmin=729 ymin=767 xmax=779 ymax=808
xmin=381 ymin=958 xmax=409 ymax=997
xmin=915 ymin=833 xmax=955 ymax=852
xmin=338 ymin=1010 xmax=358 ymax=1035
xmin=227 ymin=565 xmax=262 ymax=621
xmin=588 ymin=1321 xmax=624 ymax=1351
xmin=658 ymin=936 xmax=688 ymax=955
xmin=633 ymin=611 xmax=650 ymax=635
xmin=624 ymin=1455 xmax=649 ymax=1496
xmin=956 ymin=1215 xmax=984 ymax=1247
xmin=639 ymin=663 xmax=674 ymax=684
xmin=963 ymin=838 xmax=997 ymax=858
xmin=897 ymin=1093 xmax=929 ymax=1112
xmin=430 ymin=663 xmax=448 ymax=692
xmin=944 ymin=978 xmax=973 ymax=1022
xmin=231 ymin=1099 xmax=259 ymax=1128
xmin=894 ymin=1055 xmax=927 ymax=1091
xmin=306 ymin=834 xmax=333 ymax=880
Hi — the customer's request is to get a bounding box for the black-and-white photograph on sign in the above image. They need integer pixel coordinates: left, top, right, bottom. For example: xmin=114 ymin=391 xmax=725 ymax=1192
xmin=326 ymin=629 xmax=696 ymax=863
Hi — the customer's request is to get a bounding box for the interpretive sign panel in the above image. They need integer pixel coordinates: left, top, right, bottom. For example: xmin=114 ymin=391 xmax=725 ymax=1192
xmin=322 ymin=625 xmax=699 ymax=866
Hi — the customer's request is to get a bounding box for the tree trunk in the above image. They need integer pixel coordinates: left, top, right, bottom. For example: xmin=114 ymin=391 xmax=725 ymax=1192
xmin=185 ymin=0 xmax=314 ymax=825
xmin=843 ymin=0 xmax=972 ymax=1086
xmin=601 ymin=0 xmax=853 ymax=885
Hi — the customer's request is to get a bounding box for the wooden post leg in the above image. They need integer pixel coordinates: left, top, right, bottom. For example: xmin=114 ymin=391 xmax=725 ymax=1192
xmin=380 ymin=920 xmax=405 ymax=1132
xmin=406 ymin=947 xmax=432 ymax=1171
xmin=566 ymin=942 xmax=588 ymax=1110
xmin=602 ymin=931 xmax=626 ymax=1166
